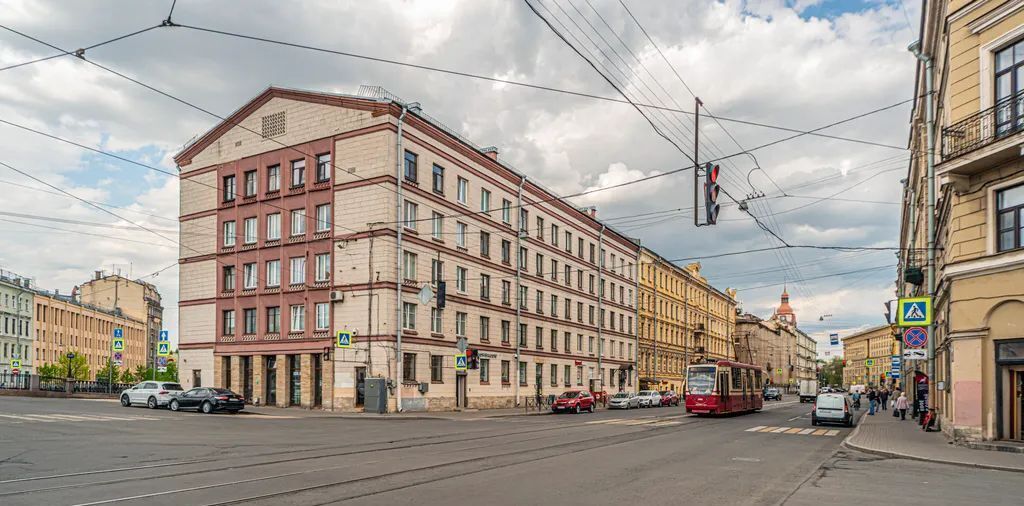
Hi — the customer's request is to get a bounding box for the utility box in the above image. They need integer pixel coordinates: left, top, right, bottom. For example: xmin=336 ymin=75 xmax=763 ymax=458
xmin=364 ymin=377 xmax=388 ymax=414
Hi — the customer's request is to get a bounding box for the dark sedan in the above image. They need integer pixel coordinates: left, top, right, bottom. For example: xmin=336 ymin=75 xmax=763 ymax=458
xmin=169 ymin=387 xmax=245 ymax=414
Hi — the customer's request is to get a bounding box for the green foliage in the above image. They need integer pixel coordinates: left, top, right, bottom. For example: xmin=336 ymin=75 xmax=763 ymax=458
xmin=36 ymin=362 xmax=64 ymax=378
xmin=95 ymin=359 xmax=120 ymax=384
xmin=120 ymin=368 xmax=136 ymax=384
xmin=819 ymin=357 xmax=844 ymax=387
xmin=40 ymin=351 xmax=90 ymax=380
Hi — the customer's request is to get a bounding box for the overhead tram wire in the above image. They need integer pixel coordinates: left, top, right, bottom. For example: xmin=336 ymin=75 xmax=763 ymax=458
xmin=733 ymin=265 xmax=896 ymax=291
xmin=0 ymin=23 xmax=163 ymax=72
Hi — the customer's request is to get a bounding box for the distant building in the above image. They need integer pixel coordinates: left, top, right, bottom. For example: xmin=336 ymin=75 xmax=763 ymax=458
xmin=0 ymin=269 xmax=34 ymax=375
xmin=772 ymin=287 xmax=796 ymax=326
xmin=77 ymin=272 xmax=164 ymax=370
xmin=840 ymin=325 xmax=897 ymax=389
xmin=734 ymin=289 xmax=816 ymax=388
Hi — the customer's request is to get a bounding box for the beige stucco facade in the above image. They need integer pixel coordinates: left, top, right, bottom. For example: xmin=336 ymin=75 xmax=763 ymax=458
xmin=899 ymin=0 xmax=1024 ymax=441
xmin=735 ymin=312 xmax=816 ymax=388
xmin=840 ymin=325 xmax=898 ymax=389
xmin=77 ymin=273 xmax=163 ymax=370
xmin=637 ymin=248 xmax=737 ymax=392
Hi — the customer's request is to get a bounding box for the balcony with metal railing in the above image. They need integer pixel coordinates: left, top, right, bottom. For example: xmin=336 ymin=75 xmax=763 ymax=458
xmin=941 ymin=91 xmax=1024 ymax=174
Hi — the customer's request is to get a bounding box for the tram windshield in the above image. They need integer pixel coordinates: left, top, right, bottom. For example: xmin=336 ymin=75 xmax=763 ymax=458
xmin=686 ymin=366 xmax=717 ymax=395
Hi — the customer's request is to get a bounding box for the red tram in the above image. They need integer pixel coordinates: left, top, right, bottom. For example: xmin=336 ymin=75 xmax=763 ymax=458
xmin=685 ymin=360 xmax=765 ymax=415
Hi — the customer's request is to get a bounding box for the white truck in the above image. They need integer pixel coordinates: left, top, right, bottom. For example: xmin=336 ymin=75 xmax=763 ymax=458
xmin=798 ymin=379 xmax=818 ymax=403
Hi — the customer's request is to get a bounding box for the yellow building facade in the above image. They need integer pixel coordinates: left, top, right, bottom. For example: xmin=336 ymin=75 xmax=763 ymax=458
xmin=899 ymin=0 xmax=1024 ymax=441
xmin=638 ymin=247 xmax=737 ymax=392
xmin=840 ymin=325 xmax=898 ymax=389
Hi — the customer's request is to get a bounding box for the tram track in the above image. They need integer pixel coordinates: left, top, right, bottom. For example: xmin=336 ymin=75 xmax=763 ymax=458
xmin=1 ymin=411 xmax=693 ymax=500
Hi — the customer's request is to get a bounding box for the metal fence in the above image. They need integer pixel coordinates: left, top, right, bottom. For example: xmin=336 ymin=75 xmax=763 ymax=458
xmin=72 ymin=380 xmax=132 ymax=394
xmin=38 ymin=375 xmax=66 ymax=392
xmin=942 ymin=90 xmax=1024 ymax=160
xmin=0 ymin=372 xmax=30 ymax=390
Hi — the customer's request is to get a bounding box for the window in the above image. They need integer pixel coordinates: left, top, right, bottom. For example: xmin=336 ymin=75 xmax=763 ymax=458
xmin=456 ymin=266 xmax=467 ymax=292
xmin=589 ymin=243 xmax=596 ymax=264
xmin=519 ymin=323 xmax=527 ymax=347
xmin=501 ymin=360 xmax=510 ymax=383
xmin=501 ymin=320 xmax=510 ymax=343
xmin=402 ymin=302 xmax=416 ymax=329
xmin=502 ymin=199 xmax=511 ymax=224
xmin=552 ymin=224 xmax=559 ymax=246
xmin=995 ymin=41 xmax=1024 ymax=135
xmin=480 ymin=274 xmax=491 ymax=300
xmin=535 ymin=290 xmax=543 ymax=313
xmin=267 ymin=165 xmax=280 ymax=192
xmin=431 ymin=308 xmax=443 ymax=334
xmin=291 ymin=209 xmax=306 ymax=236
xmin=535 ymin=253 xmax=543 ymax=276
xmin=456 ymin=222 xmax=467 ymax=248
xmin=431 ymin=259 xmax=444 ymax=285
xmin=315 ymin=204 xmax=331 ymax=232
xmin=431 ymin=355 xmax=443 ymax=382
xmin=550 ymin=294 xmax=558 ymax=317
xmin=243 ymin=263 xmax=257 ymax=290
xmin=535 ymin=326 xmax=543 ymax=349
xmin=315 ymin=303 xmax=329 ymax=330
xmin=589 ymin=336 xmax=595 ymax=353
xmin=266 ymin=213 xmax=281 ymax=241
xmin=223 ymin=221 xmax=236 ymax=247
xmin=265 ymin=260 xmax=280 ymax=287
xmin=431 ymin=212 xmax=443 ymax=239
xmin=564 ymin=265 xmax=571 ymax=286
xmin=481 ymin=358 xmax=490 ymax=383
xmin=997 ymin=184 xmax=1024 ymax=251
xmin=480 ymin=231 xmax=490 ymax=257
xmin=536 ymin=216 xmax=544 ymax=239
xmin=223 ymin=175 xmax=236 ymax=202
xmin=244 ymin=170 xmax=257 ymax=197
xmin=455 ymin=312 xmax=467 ymax=337
xmin=315 ymin=153 xmax=331 ymax=182
xmin=223 ymin=266 xmax=235 ymax=291
xmin=519 ymin=209 xmax=528 ymax=233
xmin=551 ymin=259 xmax=558 ymax=281
xmin=267 ymin=306 xmax=280 ymax=333
xmin=577 ymin=366 xmax=583 ymax=385
xmin=501 ymin=240 xmax=511 ymax=264
xmin=243 ymin=217 xmax=257 ymax=244
xmin=577 ymin=238 xmax=584 ymax=258
xmin=315 ymin=253 xmax=330 ymax=282
xmin=564 ymin=332 xmax=571 ymax=353
xmin=403 ymin=201 xmax=417 ymax=229
xmin=519 ymin=247 xmax=527 ymax=271
xmin=243 ymin=308 xmax=257 ymax=334
xmin=501 ymin=280 xmax=511 ymax=305
xmin=480 ymin=189 xmax=491 ymax=214
xmin=429 ymin=164 xmax=444 ymax=193
xmin=222 ymin=309 xmax=235 ymax=335
xmin=519 ymin=285 xmax=528 ymax=309
xmin=457 ymin=177 xmax=468 ymax=204
xmin=564 ymin=365 xmax=572 ymax=386
xmin=551 ymin=329 xmax=558 ymax=351
xmin=404 ymin=353 xmax=417 ymax=382
xmin=564 ymin=298 xmax=571 ymax=320
xmin=404 ymin=151 xmax=418 ymax=182
xmin=291 ymin=159 xmax=305 ymax=187
xmin=480 ymin=316 xmax=490 ymax=341
xmin=290 ymin=305 xmax=306 ymax=331
xmin=519 ymin=361 xmax=527 ymax=386
xmin=290 ymin=256 xmax=306 ymax=285
xmin=551 ymin=364 xmax=558 ymax=387
xmin=565 ymin=231 xmax=572 ymax=252
xmin=402 ymin=251 xmax=417 ymax=281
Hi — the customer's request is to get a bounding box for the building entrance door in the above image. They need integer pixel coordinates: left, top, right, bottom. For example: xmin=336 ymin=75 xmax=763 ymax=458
xmin=242 ymin=356 xmax=253 ymax=403
xmin=456 ymin=373 xmax=467 ymax=409
xmin=355 ymin=367 xmax=366 ymax=407
xmin=1014 ymin=370 xmax=1024 ymax=441
xmin=265 ymin=356 xmax=277 ymax=406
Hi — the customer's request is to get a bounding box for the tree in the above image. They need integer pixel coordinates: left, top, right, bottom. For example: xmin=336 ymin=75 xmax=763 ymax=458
xmin=158 ymin=360 xmax=179 ymax=382
xmin=36 ymin=362 xmax=63 ymax=378
xmin=819 ymin=357 xmax=844 ymax=387
xmin=134 ymin=364 xmax=151 ymax=381
xmin=120 ymin=368 xmax=136 ymax=384
xmin=42 ymin=351 xmax=90 ymax=380
xmin=96 ymin=359 xmax=121 ymax=384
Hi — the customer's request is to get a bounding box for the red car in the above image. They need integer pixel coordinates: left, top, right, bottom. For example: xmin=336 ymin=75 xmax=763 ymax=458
xmin=552 ymin=390 xmax=596 ymax=414
xmin=659 ymin=390 xmax=680 ymax=407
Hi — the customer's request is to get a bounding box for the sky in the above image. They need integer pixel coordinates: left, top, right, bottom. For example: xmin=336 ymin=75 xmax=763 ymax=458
xmin=0 ymin=0 xmax=920 ymax=357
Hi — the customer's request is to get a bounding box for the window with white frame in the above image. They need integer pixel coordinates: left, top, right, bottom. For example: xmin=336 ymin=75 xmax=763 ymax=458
xmin=267 ymin=164 xmax=280 ymax=192
xmin=480 ymin=274 xmax=490 ymax=300
xmin=291 ymin=209 xmax=306 ymax=236
xmin=431 ymin=212 xmax=443 ymax=239
xmin=243 ymin=263 xmax=257 ymax=290
xmin=502 ymin=199 xmax=511 ymax=224
xmin=480 ymin=188 xmax=491 ymax=214
xmin=431 ymin=307 xmax=443 ymax=334
xmin=291 ymin=159 xmax=305 ymax=187
xmin=456 ymin=222 xmax=467 ymax=248
xmin=290 ymin=256 xmax=306 ymax=285
xmin=403 ymin=251 xmax=417 ymax=281
xmin=266 ymin=213 xmax=281 ymax=241
xmin=455 ymin=312 xmax=467 ymax=337
xmin=402 ymin=302 xmax=416 ymax=329
xmin=456 ymin=266 xmax=467 ymax=292
xmin=266 ymin=260 xmax=280 ymax=287
xmin=223 ymin=221 xmax=236 ymax=247
xmin=315 ymin=204 xmax=331 ymax=232
xmin=290 ymin=304 xmax=305 ymax=331
xmin=403 ymin=201 xmax=417 ymax=229
xmin=457 ymin=177 xmax=468 ymax=205
xmin=315 ymin=253 xmax=330 ymax=282
xmin=243 ymin=217 xmax=257 ymax=244
xmin=222 ymin=309 xmax=235 ymax=335
xmin=315 ymin=302 xmax=329 ymax=330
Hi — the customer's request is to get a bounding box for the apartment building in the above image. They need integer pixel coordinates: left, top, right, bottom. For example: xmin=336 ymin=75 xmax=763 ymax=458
xmin=77 ymin=272 xmax=164 ymax=370
xmin=0 ymin=270 xmax=34 ymax=375
xmin=734 ymin=290 xmax=816 ymax=388
xmin=898 ymin=0 xmax=1024 ymax=442
xmin=637 ymin=248 xmax=738 ymax=392
xmin=33 ymin=289 xmax=147 ymax=374
xmin=174 ymin=86 xmax=639 ymax=411
xmin=840 ymin=325 xmax=898 ymax=389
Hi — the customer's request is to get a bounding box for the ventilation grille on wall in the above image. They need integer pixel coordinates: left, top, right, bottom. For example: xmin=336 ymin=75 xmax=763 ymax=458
xmin=261 ymin=111 xmax=286 ymax=138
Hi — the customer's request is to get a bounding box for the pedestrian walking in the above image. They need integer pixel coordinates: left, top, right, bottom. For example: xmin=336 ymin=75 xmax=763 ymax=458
xmin=867 ymin=388 xmax=878 ymax=415
xmin=894 ymin=392 xmax=909 ymax=420
xmin=880 ymin=388 xmax=889 ymax=411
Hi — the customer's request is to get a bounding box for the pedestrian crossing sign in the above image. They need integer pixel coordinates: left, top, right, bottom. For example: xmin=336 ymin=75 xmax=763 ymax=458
xmin=11 ymin=359 xmax=20 ymax=369
xmin=157 ymin=342 xmax=170 ymax=357
xmin=897 ymin=297 xmax=932 ymax=327
xmin=112 ymin=337 xmax=125 ymax=352
xmin=336 ymin=331 xmax=352 ymax=349
xmin=455 ymin=354 xmax=467 ymax=371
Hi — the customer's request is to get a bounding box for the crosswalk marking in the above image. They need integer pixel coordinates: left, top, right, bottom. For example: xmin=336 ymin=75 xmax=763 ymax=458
xmin=584 ymin=417 xmax=680 ymax=427
xmin=746 ymin=425 xmax=846 ymax=437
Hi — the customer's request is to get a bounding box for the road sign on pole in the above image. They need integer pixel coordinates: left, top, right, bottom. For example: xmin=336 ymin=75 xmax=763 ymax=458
xmin=454 ymin=354 xmax=467 ymax=371
xmin=897 ymin=297 xmax=932 ymax=327
xmin=336 ymin=331 xmax=353 ymax=349
xmin=903 ymin=327 xmax=927 ymax=348
xmin=829 ymin=333 xmax=839 ymax=346
xmin=157 ymin=342 xmax=171 ymax=357
xmin=903 ymin=349 xmax=927 ymax=360
xmin=159 ymin=330 xmax=169 ymax=342
xmin=864 ymin=358 xmax=875 ymax=367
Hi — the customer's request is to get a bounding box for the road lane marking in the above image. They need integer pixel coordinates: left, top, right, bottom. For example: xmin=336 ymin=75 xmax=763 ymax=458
xmin=746 ymin=425 xmax=768 ymax=432
xmin=799 ymin=428 xmax=816 ymax=435
xmin=770 ymin=427 xmax=789 ymax=433
xmin=0 ymin=414 xmax=59 ymax=422
xmin=787 ymin=415 xmax=804 ymax=421
xmin=784 ymin=428 xmax=804 ymax=434
xmin=758 ymin=427 xmax=778 ymax=432
xmin=813 ymin=429 xmax=829 ymax=436
xmin=747 ymin=425 xmax=847 ymax=437
xmin=825 ymin=430 xmax=840 ymax=436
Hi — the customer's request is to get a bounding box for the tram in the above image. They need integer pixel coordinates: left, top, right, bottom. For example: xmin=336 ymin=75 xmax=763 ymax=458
xmin=685 ymin=360 xmax=765 ymax=415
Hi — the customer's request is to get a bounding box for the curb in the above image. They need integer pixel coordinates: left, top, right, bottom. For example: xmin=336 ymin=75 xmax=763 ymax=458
xmin=841 ymin=413 xmax=1024 ymax=474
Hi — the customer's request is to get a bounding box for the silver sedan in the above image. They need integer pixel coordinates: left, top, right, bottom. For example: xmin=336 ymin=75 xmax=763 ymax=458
xmin=608 ymin=392 xmax=639 ymax=409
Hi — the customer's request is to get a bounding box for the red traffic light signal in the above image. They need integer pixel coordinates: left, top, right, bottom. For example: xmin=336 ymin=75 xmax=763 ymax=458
xmin=704 ymin=162 xmax=720 ymax=225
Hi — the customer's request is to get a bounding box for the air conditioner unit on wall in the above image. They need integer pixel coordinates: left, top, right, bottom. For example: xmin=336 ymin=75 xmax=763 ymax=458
xmin=330 ymin=291 xmax=344 ymax=302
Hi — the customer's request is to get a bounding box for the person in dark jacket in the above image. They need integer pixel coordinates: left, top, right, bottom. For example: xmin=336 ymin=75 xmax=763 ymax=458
xmin=880 ymin=388 xmax=889 ymax=411
xmin=868 ymin=388 xmax=878 ymax=415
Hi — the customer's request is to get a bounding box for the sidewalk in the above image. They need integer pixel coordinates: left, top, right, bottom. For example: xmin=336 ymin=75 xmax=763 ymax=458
xmin=844 ymin=408 xmax=1024 ymax=473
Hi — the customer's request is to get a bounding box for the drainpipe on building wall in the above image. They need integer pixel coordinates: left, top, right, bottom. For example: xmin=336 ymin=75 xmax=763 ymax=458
xmin=910 ymin=41 xmax=936 ymax=398
xmin=597 ymin=225 xmax=605 ymax=393
xmin=633 ymin=243 xmax=640 ymax=392
xmin=394 ymin=102 xmax=416 ymax=413
xmin=514 ymin=175 xmax=526 ymax=406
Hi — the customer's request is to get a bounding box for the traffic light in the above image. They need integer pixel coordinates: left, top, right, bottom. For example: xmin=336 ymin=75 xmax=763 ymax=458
xmin=704 ymin=162 xmax=720 ymax=225
xmin=436 ymin=281 xmax=446 ymax=309
xmin=466 ymin=348 xmax=480 ymax=369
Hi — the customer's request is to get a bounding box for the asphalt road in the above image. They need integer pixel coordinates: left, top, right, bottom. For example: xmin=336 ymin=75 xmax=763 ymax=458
xmin=0 ymin=396 xmax=1018 ymax=505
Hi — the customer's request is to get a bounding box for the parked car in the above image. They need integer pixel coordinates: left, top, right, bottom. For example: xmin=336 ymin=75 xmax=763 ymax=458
xmin=637 ymin=390 xmax=662 ymax=408
xmin=120 ymin=381 xmax=184 ymax=409
xmin=169 ymin=387 xmax=245 ymax=414
xmin=608 ymin=392 xmax=639 ymax=410
xmin=551 ymin=390 xmax=595 ymax=414
xmin=763 ymin=387 xmax=782 ymax=401
xmin=659 ymin=390 xmax=680 ymax=406
xmin=811 ymin=393 xmax=854 ymax=427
